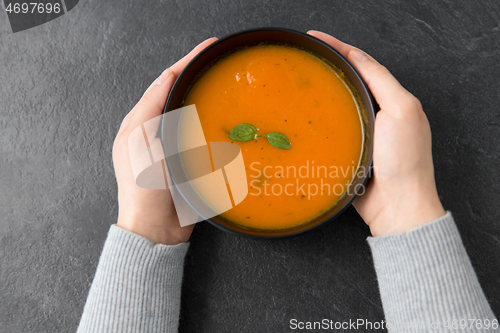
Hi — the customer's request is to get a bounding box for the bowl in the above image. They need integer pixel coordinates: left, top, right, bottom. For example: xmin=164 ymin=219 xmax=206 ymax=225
xmin=161 ymin=27 xmax=376 ymax=238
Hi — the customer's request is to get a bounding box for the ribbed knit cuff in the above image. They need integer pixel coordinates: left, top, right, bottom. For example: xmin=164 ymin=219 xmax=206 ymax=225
xmin=368 ymin=212 xmax=497 ymax=332
xmin=77 ymin=225 xmax=189 ymax=333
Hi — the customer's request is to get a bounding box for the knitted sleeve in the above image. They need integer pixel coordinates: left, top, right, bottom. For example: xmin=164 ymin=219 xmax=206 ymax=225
xmin=77 ymin=225 xmax=189 ymax=333
xmin=368 ymin=212 xmax=498 ymax=332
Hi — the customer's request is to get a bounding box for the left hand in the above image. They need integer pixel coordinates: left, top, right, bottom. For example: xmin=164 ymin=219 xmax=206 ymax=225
xmin=112 ymin=37 xmax=218 ymax=245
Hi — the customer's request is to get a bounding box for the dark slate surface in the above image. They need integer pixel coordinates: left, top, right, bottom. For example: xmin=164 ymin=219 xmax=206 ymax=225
xmin=1 ymin=0 xmax=499 ymax=332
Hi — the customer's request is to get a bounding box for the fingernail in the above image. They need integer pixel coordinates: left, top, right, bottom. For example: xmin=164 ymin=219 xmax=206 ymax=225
xmin=350 ymin=49 xmax=368 ymax=62
xmin=156 ymin=68 xmax=173 ymax=85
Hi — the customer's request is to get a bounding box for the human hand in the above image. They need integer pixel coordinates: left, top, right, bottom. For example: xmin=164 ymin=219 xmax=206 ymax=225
xmin=112 ymin=37 xmax=218 ymax=245
xmin=307 ymin=30 xmax=445 ymax=237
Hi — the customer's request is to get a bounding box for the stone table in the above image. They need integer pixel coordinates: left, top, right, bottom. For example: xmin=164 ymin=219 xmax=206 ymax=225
xmin=1 ymin=0 xmax=499 ymax=332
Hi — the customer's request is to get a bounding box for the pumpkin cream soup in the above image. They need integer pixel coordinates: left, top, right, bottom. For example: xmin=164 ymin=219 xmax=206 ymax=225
xmin=181 ymin=44 xmax=363 ymax=230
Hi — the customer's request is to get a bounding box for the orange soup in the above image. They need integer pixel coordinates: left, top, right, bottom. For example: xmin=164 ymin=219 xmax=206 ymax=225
xmin=183 ymin=44 xmax=363 ymax=230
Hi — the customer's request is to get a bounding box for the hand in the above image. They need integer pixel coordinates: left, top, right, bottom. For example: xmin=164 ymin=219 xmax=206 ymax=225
xmin=112 ymin=37 xmax=218 ymax=245
xmin=308 ymin=30 xmax=445 ymax=237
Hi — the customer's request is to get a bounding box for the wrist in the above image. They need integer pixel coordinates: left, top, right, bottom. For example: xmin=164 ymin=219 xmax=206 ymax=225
xmin=117 ymin=212 xmax=192 ymax=245
xmin=368 ymin=181 xmax=446 ymax=237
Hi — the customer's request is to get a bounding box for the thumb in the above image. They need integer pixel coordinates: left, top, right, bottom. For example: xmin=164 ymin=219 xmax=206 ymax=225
xmin=307 ymin=30 xmax=415 ymax=111
xmin=119 ymin=37 xmax=218 ymax=135
xmin=129 ymin=68 xmax=176 ymax=130
xmin=346 ymin=48 xmax=414 ymax=109
xmin=117 ymin=68 xmax=175 ymax=136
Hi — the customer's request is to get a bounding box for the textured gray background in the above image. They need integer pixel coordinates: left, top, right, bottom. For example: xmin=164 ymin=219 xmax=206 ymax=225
xmin=1 ymin=0 xmax=500 ymax=332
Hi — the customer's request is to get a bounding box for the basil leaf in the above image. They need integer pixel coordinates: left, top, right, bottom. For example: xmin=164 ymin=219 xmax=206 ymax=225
xmin=266 ymin=132 xmax=291 ymax=150
xmin=229 ymin=123 xmax=260 ymax=142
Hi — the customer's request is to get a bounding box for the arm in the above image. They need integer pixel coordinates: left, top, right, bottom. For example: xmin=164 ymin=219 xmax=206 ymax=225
xmin=368 ymin=213 xmax=497 ymax=330
xmin=77 ymin=38 xmax=218 ymax=333
xmin=77 ymin=226 xmax=189 ymax=333
xmin=308 ymin=31 xmax=497 ymax=331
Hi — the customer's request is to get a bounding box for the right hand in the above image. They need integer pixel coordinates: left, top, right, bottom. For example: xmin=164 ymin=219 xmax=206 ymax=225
xmin=308 ymin=30 xmax=445 ymax=237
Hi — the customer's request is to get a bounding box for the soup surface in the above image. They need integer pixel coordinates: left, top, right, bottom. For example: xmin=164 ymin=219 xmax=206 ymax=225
xmin=182 ymin=44 xmax=363 ymax=230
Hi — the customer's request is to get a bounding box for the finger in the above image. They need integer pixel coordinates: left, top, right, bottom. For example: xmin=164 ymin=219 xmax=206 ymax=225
xmin=307 ymin=30 xmax=351 ymax=58
xmin=170 ymin=37 xmax=218 ymax=76
xmin=307 ymin=30 xmax=413 ymax=109
xmin=121 ymin=37 xmax=218 ymax=133
xmin=120 ymin=69 xmax=176 ymax=136
xmin=347 ymin=48 xmax=414 ymax=108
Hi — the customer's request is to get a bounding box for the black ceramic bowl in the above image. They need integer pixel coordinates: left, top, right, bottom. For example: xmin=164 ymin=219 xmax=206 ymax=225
xmin=161 ymin=27 xmax=375 ymax=238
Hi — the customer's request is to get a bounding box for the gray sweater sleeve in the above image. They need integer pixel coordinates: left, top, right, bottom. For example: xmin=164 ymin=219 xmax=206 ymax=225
xmin=77 ymin=213 xmax=497 ymax=333
xmin=368 ymin=212 xmax=498 ymax=332
xmin=77 ymin=225 xmax=189 ymax=333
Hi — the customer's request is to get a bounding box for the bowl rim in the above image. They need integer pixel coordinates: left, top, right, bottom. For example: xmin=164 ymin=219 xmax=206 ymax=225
xmin=161 ymin=27 xmax=376 ymax=239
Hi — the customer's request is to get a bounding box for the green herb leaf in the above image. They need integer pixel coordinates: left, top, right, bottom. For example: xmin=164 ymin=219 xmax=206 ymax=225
xmin=266 ymin=132 xmax=291 ymax=150
xmin=229 ymin=123 xmax=260 ymax=142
